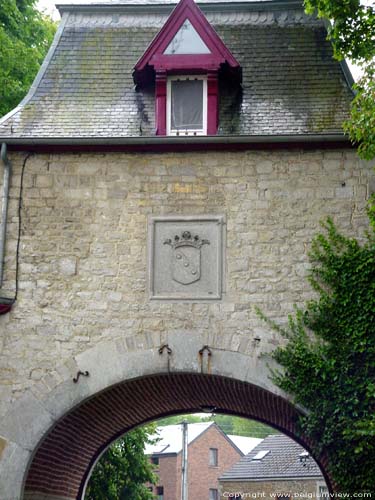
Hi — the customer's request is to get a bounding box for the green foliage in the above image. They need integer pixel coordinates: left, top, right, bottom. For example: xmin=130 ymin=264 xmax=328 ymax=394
xmin=232 ymin=417 xmax=274 ymax=439
xmin=157 ymin=413 xmax=275 ymax=439
xmin=304 ymin=0 xmax=375 ymax=161
xmin=266 ymin=217 xmax=375 ymax=493
xmin=211 ymin=414 xmax=275 ymax=439
xmin=156 ymin=413 xmax=204 ymax=426
xmin=344 ymin=62 xmax=375 ymax=161
xmin=85 ymin=425 xmax=158 ymax=500
xmin=208 ymin=414 xmax=236 ymax=434
xmin=304 ymin=0 xmax=375 ymax=61
xmin=0 ymin=0 xmax=56 ymax=117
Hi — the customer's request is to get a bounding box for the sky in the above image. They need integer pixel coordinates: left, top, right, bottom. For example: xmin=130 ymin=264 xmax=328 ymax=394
xmin=37 ymin=0 xmax=374 ymax=81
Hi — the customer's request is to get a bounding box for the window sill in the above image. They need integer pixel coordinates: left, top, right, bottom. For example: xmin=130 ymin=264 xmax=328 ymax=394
xmin=168 ymin=131 xmax=207 ymax=137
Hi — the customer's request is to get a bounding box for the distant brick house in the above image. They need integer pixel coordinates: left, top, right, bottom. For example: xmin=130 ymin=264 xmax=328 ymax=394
xmin=146 ymin=422 xmax=261 ymax=500
xmin=219 ymin=434 xmax=329 ymax=500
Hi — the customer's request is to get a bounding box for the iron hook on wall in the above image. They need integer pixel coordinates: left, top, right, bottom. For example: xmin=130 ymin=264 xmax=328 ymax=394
xmin=158 ymin=344 xmax=172 ymax=355
xmin=73 ymin=370 xmax=90 ymax=383
xmin=159 ymin=344 xmax=172 ymax=373
xmin=199 ymin=345 xmax=212 ymax=374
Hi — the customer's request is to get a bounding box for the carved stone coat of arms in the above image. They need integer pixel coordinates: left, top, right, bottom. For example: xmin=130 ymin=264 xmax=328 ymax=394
xmin=149 ymin=215 xmax=224 ymax=300
xmin=164 ymin=231 xmax=209 ymax=285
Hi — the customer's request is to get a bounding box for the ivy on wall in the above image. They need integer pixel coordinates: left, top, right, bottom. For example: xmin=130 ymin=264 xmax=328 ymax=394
xmin=259 ymin=212 xmax=375 ymax=493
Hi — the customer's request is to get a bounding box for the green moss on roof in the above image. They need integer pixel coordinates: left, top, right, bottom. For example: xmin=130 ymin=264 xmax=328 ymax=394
xmin=0 ymin=12 xmax=352 ymax=138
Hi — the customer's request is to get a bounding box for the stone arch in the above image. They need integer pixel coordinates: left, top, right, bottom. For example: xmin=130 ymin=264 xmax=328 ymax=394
xmin=24 ymin=372 xmax=333 ymax=500
xmin=0 ymin=335 xmax=334 ymax=499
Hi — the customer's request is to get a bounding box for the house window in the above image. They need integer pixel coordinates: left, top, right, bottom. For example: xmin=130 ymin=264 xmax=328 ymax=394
xmin=209 ymin=488 xmax=219 ymax=500
xmin=151 ymin=456 xmax=159 ymax=466
xmin=156 ymin=486 xmax=164 ymax=500
xmin=209 ymin=447 xmax=218 ymax=466
xmin=167 ymin=75 xmax=207 ymax=136
xmin=252 ymin=450 xmax=270 ymax=461
xmin=317 ymin=483 xmax=329 ymax=500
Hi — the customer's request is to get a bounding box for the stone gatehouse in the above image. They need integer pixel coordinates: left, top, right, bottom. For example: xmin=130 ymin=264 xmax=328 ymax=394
xmin=0 ymin=0 xmax=373 ymax=498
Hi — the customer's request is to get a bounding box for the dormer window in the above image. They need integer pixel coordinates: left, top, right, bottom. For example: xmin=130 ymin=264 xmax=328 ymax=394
xmin=133 ymin=0 xmax=241 ymax=137
xmin=167 ymin=75 xmax=207 ymax=135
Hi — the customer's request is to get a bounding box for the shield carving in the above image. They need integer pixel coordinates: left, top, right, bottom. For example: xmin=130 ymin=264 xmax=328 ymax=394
xmin=173 ymin=245 xmax=201 ymax=285
xmin=164 ymin=230 xmax=210 ymax=286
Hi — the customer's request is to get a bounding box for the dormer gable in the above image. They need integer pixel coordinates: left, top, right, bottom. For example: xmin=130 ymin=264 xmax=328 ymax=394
xmin=134 ymin=0 xmax=240 ymax=79
xmin=134 ymin=0 xmax=241 ymax=136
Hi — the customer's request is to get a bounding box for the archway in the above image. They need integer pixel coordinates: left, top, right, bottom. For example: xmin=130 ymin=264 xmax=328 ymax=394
xmin=23 ymin=372 xmax=333 ymax=499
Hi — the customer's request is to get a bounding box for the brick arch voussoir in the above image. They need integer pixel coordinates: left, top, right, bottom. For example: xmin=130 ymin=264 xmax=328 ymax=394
xmin=23 ymin=372 xmax=334 ymax=500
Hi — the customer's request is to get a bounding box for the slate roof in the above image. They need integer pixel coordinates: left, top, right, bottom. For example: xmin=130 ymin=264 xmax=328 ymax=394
xmin=0 ymin=0 xmax=354 ymax=140
xmin=219 ymin=434 xmax=324 ymax=481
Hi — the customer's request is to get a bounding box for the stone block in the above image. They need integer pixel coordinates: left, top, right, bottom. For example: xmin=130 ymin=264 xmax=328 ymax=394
xmin=58 ymin=258 xmax=77 ymax=276
xmin=167 ymin=329 xmax=208 ymax=373
xmin=256 ymin=160 xmax=274 ymax=174
xmin=42 ymin=375 xmax=91 ymax=419
xmin=35 ymin=175 xmax=53 ymax=188
xmin=0 ymin=436 xmax=7 ymax=459
xmin=0 ymin=392 xmax=54 ymax=450
xmin=0 ymin=440 xmax=31 ymax=500
xmin=335 ymin=186 xmax=354 ymax=198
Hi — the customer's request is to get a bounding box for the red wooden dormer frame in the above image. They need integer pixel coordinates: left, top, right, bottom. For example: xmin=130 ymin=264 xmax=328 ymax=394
xmin=134 ymin=0 xmax=240 ymax=135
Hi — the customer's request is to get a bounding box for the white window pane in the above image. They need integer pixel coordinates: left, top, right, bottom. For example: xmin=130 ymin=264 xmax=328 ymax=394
xmin=164 ymin=19 xmax=211 ymax=55
xmin=209 ymin=489 xmax=218 ymax=500
xmin=319 ymin=486 xmax=329 ymax=499
xmin=171 ymin=79 xmax=203 ymax=130
xmin=252 ymin=450 xmax=270 ymax=460
xmin=209 ymin=448 xmax=218 ymax=466
xmin=157 ymin=485 xmax=164 ymax=500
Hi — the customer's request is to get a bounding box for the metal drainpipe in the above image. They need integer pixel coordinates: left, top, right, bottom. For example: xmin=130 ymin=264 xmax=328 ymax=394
xmin=0 ymin=143 xmax=11 ymax=288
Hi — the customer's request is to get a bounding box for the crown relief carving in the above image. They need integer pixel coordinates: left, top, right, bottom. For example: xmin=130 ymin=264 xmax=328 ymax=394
xmin=164 ymin=230 xmax=210 ymax=249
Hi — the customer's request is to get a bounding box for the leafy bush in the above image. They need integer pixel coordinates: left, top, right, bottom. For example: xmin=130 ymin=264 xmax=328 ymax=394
xmin=0 ymin=0 xmax=56 ymax=116
xmin=261 ymin=213 xmax=375 ymax=493
xmin=85 ymin=425 xmax=158 ymax=500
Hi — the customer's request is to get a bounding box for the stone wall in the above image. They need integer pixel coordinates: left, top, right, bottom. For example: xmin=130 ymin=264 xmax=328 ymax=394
xmin=0 ymin=148 xmax=373 ymax=418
